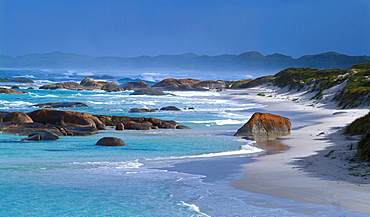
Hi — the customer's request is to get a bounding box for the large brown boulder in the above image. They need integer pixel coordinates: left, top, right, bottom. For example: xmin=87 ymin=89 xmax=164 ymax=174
xmin=96 ymin=137 xmax=127 ymax=146
xmin=80 ymin=78 xmax=105 ymax=87
xmin=27 ymin=109 xmax=106 ymax=130
xmin=112 ymin=81 xmax=151 ymax=91
xmin=234 ymin=112 xmax=292 ymax=138
xmin=0 ymin=112 xmax=33 ymax=123
xmin=122 ymin=121 xmax=153 ymax=130
xmin=101 ymin=81 xmax=119 ymax=91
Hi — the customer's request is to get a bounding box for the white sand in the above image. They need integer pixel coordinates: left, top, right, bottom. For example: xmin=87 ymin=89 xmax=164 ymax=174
xmin=228 ymin=85 xmax=370 ymax=214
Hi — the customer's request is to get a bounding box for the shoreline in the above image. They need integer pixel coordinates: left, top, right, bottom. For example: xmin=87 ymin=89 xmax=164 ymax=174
xmin=226 ymin=86 xmax=370 ymax=214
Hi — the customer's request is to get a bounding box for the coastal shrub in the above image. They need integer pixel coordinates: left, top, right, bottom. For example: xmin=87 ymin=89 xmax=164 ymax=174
xmin=228 ymin=79 xmax=253 ymax=88
xmin=357 ymin=132 xmax=370 ymax=162
xmin=344 ymin=112 xmax=370 ymax=136
xmin=243 ymin=75 xmax=276 ymax=88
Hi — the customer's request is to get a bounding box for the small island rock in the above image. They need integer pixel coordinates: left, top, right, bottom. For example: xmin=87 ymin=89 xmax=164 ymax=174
xmin=96 ymin=137 xmax=127 ymax=146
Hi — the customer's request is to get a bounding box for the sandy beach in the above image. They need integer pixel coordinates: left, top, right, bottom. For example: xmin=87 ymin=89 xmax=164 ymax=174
xmin=229 ymin=85 xmax=370 ymax=214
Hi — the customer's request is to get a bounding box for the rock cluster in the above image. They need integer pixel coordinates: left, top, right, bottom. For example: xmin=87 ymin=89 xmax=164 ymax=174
xmin=0 ymin=109 xmax=190 ymax=141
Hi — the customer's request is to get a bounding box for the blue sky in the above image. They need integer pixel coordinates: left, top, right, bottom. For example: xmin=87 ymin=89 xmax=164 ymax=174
xmin=1 ymin=0 xmax=369 ymax=57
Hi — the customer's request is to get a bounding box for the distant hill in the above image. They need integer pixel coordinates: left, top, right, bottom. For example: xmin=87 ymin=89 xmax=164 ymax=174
xmin=0 ymin=51 xmax=369 ymax=72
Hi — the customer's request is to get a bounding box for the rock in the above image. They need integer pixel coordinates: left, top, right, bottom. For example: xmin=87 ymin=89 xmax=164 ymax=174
xmin=0 ymin=78 xmax=10 ymax=82
xmin=32 ymin=102 xmax=88 ymax=108
xmin=11 ymin=86 xmax=20 ymax=89
xmin=96 ymin=137 xmax=126 ymax=146
xmin=22 ymin=130 xmax=59 ymax=141
xmin=123 ymin=121 xmax=153 ymax=130
xmin=115 ymin=123 xmax=124 ymax=130
xmin=27 ymin=109 xmax=106 ymax=130
xmin=234 ymin=112 xmax=292 ymax=137
xmin=152 ymin=78 xmax=210 ymax=91
xmin=94 ymin=115 xmax=189 ymax=130
xmin=129 ymin=108 xmax=150 ymax=113
xmin=176 ymin=124 xmax=191 ymax=129
xmin=39 ymin=82 xmax=83 ymax=90
xmin=129 ymin=108 xmax=158 ymax=113
xmin=0 ymin=112 xmax=33 ymax=123
xmin=9 ymin=77 xmax=34 ymax=83
xmin=160 ymin=106 xmax=181 ymax=111
xmin=130 ymin=88 xmax=167 ymax=96
xmin=112 ymin=81 xmax=151 ymax=91
xmin=0 ymin=121 xmax=99 ymax=136
xmin=80 ymin=77 xmax=104 ymax=87
xmin=0 ymin=88 xmax=28 ymax=94
xmin=101 ymin=81 xmax=119 ymax=91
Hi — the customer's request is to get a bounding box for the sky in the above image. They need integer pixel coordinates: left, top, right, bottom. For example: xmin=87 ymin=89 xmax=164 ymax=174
xmin=0 ymin=0 xmax=369 ymax=58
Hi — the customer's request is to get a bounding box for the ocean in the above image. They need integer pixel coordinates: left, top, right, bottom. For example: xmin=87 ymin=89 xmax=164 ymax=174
xmin=0 ymin=69 xmax=365 ymax=216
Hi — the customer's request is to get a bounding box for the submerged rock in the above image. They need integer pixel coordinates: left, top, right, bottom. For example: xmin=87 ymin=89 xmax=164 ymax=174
xmin=22 ymin=130 xmax=59 ymax=141
xmin=235 ymin=112 xmax=291 ymax=138
xmin=32 ymin=102 xmax=88 ymax=108
xmin=129 ymin=88 xmax=167 ymax=96
xmin=96 ymin=137 xmax=126 ymax=146
xmin=0 ymin=88 xmax=28 ymax=94
xmin=9 ymin=77 xmax=34 ymax=83
xmin=160 ymin=106 xmax=181 ymax=111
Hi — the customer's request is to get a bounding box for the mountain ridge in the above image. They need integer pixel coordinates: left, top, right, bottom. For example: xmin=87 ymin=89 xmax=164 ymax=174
xmin=0 ymin=51 xmax=369 ymax=72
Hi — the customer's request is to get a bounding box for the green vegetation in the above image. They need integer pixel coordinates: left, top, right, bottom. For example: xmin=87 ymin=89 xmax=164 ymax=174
xmin=228 ymin=79 xmax=253 ymax=88
xmin=228 ymin=75 xmax=275 ymax=89
xmin=356 ymin=131 xmax=370 ymax=162
xmin=345 ymin=112 xmax=370 ymax=162
xmin=345 ymin=112 xmax=370 ymax=136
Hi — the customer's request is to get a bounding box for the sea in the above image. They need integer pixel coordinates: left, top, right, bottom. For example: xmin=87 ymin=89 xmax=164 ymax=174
xmin=0 ymin=69 xmax=366 ymax=216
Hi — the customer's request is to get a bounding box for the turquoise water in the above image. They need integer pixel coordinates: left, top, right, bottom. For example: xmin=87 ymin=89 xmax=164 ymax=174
xmin=0 ymin=71 xmax=367 ymax=216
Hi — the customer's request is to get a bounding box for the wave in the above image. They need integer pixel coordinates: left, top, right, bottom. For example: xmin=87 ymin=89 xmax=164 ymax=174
xmin=179 ymin=201 xmax=210 ymax=217
xmin=0 ymin=100 xmax=33 ymax=108
xmin=12 ymin=74 xmax=35 ymax=79
xmin=31 ymin=93 xmax=58 ymax=98
xmin=70 ymin=160 xmax=143 ymax=169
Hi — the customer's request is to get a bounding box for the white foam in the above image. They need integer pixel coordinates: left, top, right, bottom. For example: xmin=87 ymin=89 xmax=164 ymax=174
xmin=12 ymin=74 xmax=35 ymax=78
xmin=179 ymin=201 xmax=210 ymax=217
xmin=0 ymin=100 xmax=33 ymax=108
xmin=76 ymin=72 xmax=94 ymax=76
xmin=71 ymin=160 xmax=143 ymax=169
xmin=31 ymin=94 xmax=58 ymax=98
